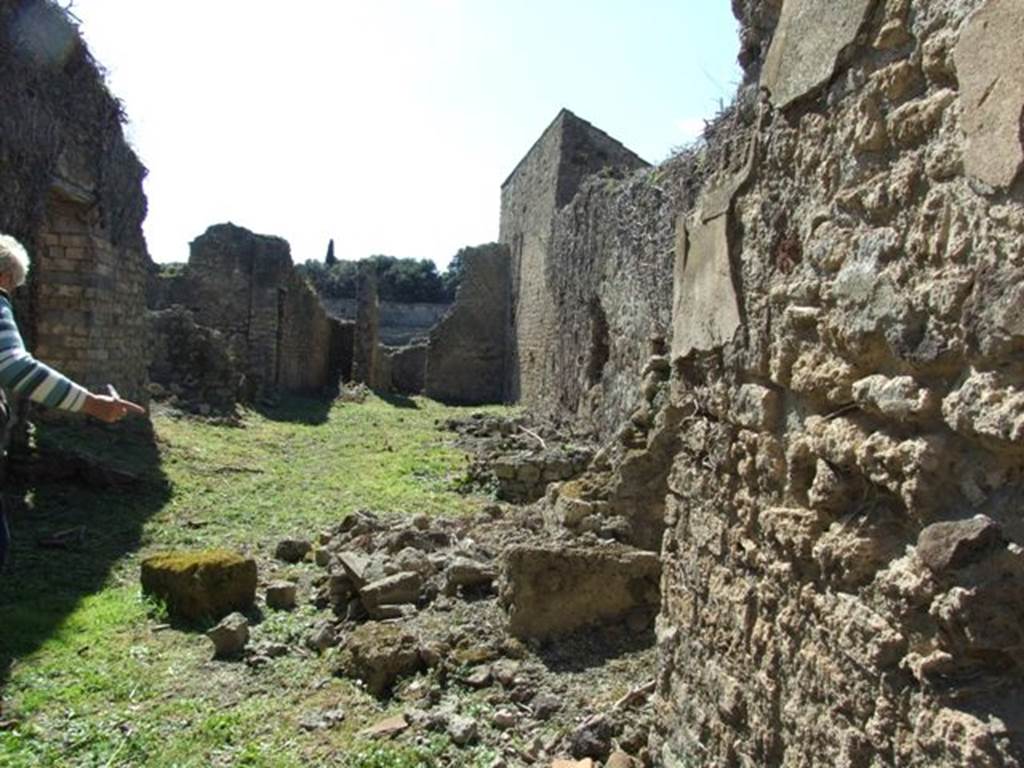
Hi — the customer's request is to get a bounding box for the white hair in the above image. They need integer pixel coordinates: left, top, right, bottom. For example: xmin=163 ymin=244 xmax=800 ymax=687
xmin=0 ymin=234 xmax=30 ymax=287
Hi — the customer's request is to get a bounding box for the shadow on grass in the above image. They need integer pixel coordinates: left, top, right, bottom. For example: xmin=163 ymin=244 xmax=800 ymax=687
xmin=0 ymin=414 xmax=170 ymax=692
xmin=255 ymin=393 xmax=334 ymax=425
xmin=376 ymin=391 xmax=419 ymax=409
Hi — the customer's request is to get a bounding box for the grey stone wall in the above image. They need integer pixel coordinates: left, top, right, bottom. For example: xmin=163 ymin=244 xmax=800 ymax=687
xmin=499 ymin=109 xmax=650 ymax=411
xmin=424 ymin=244 xmax=510 ymax=405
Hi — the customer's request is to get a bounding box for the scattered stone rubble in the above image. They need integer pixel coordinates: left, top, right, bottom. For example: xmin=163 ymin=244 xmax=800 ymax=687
xmin=445 ymin=413 xmax=595 ymax=503
xmin=235 ymin=498 xmax=662 ymax=766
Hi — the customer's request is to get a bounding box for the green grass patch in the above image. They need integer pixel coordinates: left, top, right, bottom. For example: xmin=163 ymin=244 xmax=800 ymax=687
xmin=0 ymin=394 xmax=510 ymax=766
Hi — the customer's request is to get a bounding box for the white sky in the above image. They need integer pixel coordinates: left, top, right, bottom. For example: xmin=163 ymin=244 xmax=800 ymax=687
xmin=71 ymin=1 xmax=740 ymax=267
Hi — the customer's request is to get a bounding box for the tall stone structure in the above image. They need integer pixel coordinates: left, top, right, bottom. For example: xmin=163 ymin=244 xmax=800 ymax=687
xmin=1 ymin=0 xmax=151 ymax=408
xmin=499 ymin=109 xmax=649 ymax=412
xmin=425 ymin=243 xmax=510 ymax=405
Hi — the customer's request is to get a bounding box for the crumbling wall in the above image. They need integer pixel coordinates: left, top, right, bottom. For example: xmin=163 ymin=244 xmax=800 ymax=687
xmin=147 ymin=306 xmax=241 ymax=412
xmin=151 ymin=223 xmax=339 ymax=401
xmin=544 ymin=167 xmax=686 ymax=437
xmin=648 ymin=0 xmax=1024 ymax=765
xmin=0 ymin=0 xmax=151 ymax=407
xmin=352 ymin=265 xmax=381 ymax=388
xmin=277 ymin=270 xmax=332 ymax=393
xmin=500 ymin=109 xmax=650 ymax=411
xmin=424 ymin=243 xmax=510 ymax=405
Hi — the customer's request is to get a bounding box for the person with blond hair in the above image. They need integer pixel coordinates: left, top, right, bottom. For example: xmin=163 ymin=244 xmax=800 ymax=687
xmin=0 ymin=233 xmax=144 ymax=570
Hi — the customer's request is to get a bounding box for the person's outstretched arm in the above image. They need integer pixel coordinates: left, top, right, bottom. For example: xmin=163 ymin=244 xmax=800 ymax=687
xmin=0 ymin=295 xmax=143 ymax=423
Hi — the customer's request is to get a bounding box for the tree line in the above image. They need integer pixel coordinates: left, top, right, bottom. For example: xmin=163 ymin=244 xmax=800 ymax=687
xmin=298 ymin=242 xmax=471 ymax=304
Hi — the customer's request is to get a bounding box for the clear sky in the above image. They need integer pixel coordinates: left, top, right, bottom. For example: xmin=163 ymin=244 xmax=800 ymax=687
xmin=71 ymin=1 xmax=740 ymax=267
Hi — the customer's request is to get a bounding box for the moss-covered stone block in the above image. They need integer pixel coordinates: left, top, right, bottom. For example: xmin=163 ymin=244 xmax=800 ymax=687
xmin=140 ymin=549 xmax=257 ymax=623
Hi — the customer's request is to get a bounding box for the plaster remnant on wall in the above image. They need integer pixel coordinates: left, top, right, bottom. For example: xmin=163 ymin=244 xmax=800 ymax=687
xmin=954 ymin=0 xmax=1024 ymax=189
xmin=671 ymin=210 xmax=741 ymax=361
xmin=761 ymin=0 xmax=874 ymax=108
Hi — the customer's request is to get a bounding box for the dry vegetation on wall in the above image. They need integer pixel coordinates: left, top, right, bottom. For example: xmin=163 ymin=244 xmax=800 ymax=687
xmin=0 ymin=0 xmax=146 ymax=247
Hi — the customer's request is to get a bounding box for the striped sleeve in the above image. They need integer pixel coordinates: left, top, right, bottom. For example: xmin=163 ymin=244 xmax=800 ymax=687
xmin=0 ymin=295 xmax=89 ymax=412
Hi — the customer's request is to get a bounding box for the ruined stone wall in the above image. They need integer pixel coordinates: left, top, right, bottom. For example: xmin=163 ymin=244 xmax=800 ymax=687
xmin=352 ymin=265 xmax=382 ymax=389
xmin=278 ymin=270 xmax=332 ymax=393
xmin=33 ymin=194 xmax=149 ymax=403
xmin=649 ymin=1 xmax=1024 ymax=765
xmin=544 ymin=167 xmax=683 ymax=437
xmin=424 ymin=243 xmax=510 ymax=405
xmin=187 ymin=224 xmax=293 ymax=399
xmin=0 ymin=1 xmax=151 ymax=408
xmin=500 ymin=109 xmax=649 ymax=409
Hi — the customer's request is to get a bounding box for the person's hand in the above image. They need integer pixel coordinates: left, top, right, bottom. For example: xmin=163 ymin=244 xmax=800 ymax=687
xmin=82 ymin=393 xmax=146 ymax=423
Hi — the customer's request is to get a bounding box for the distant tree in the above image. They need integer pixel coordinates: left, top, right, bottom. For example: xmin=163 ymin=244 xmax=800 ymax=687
xmin=325 ymin=238 xmax=337 ymax=267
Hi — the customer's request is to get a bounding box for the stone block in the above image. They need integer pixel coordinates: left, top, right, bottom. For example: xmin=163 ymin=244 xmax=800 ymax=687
xmin=761 ymin=0 xmax=873 ymax=108
xmin=500 ymin=544 xmax=661 ymax=639
xmin=917 ymin=515 xmax=1004 ymax=573
xmin=141 ymin=549 xmax=257 ymax=623
xmin=955 ymin=0 xmax=1024 ymax=188
xmin=671 ymin=212 xmax=741 ymax=361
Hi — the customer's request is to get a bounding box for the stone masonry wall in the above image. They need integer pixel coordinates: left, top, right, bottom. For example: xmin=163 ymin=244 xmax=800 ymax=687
xmin=543 ymin=168 xmax=681 ymax=438
xmin=278 ymin=269 xmax=332 ymax=393
xmin=32 ymin=194 xmax=149 ymax=405
xmin=500 ymin=109 xmax=649 ymax=409
xmin=424 ymin=243 xmax=511 ymax=405
xmin=646 ymin=1 xmax=1024 ymax=765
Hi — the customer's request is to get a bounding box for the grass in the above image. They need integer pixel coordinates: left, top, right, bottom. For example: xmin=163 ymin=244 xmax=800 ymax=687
xmin=0 ymin=394 xmax=510 ymax=767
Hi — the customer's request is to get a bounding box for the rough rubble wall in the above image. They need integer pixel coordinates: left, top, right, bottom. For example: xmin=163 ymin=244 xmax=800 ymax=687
xmin=650 ymin=0 xmax=1024 ymax=765
xmin=187 ymin=224 xmax=292 ymax=399
xmin=0 ymin=1 xmax=151 ymax=407
xmin=278 ymin=270 xmax=332 ymax=393
xmin=168 ymin=223 xmax=337 ymax=399
xmin=424 ymin=244 xmax=510 ymax=405
xmin=352 ymin=266 xmax=381 ymax=388
xmin=500 ymin=109 xmax=649 ymax=408
xmin=545 ymin=166 xmax=686 ymax=438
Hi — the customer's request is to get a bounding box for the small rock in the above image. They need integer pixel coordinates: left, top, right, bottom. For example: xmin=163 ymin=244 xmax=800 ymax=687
xmin=447 ymin=714 xmax=478 ymax=746
xmin=337 ymin=550 xmax=372 ymax=588
xmin=306 ymin=620 xmax=338 ymax=652
xmin=207 ymin=612 xmax=249 ymax=659
xmin=299 ymin=708 xmax=346 ymax=731
xmin=493 ymin=709 xmax=518 ymax=730
xmin=917 ymin=515 xmax=1003 ymax=572
xmin=464 ymin=664 xmax=493 ymax=689
xmin=275 ymin=539 xmax=312 ymax=564
xmin=443 ymin=557 xmax=497 ymax=595
xmin=359 ymin=571 xmax=423 ymax=613
xmin=569 ymin=714 xmax=615 ymax=760
xmin=394 ymin=547 xmax=435 ymax=577
xmin=265 ymin=580 xmax=298 ymax=610
xmin=551 ymin=760 xmax=594 ymax=768
xmin=492 ymin=659 xmax=521 ymax=686
xmin=412 ymin=514 xmax=431 ymax=530
xmin=314 ymin=548 xmax=332 ymax=567
xmin=360 ymin=713 xmax=408 ymax=738
xmin=532 ymin=692 xmax=561 ymax=720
